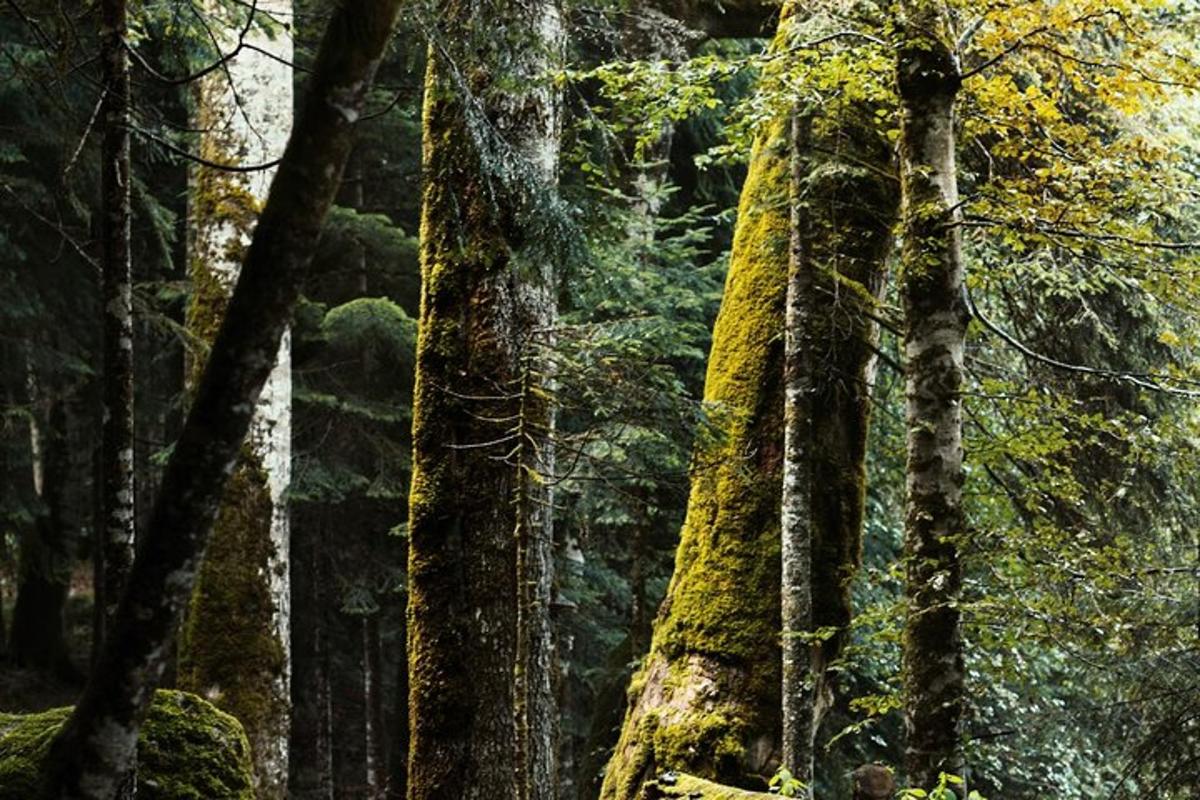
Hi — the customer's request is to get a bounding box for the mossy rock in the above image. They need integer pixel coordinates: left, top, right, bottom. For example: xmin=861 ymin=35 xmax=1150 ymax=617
xmin=645 ymin=773 xmax=776 ymax=799
xmin=0 ymin=689 xmax=254 ymax=799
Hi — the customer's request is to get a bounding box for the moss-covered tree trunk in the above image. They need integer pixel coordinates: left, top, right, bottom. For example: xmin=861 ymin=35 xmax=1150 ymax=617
xmin=405 ymin=1 xmax=563 ymax=798
xmin=44 ymin=1 xmax=403 ymax=793
xmin=895 ymin=0 xmax=968 ymax=790
xmin=177 ymin=2 xmax=294 ymax=796
xmin=599 ymin=6 xmax=895 ymax=798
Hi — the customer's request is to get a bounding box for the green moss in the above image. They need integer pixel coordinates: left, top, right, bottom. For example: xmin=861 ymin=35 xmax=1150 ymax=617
xmin=0 ymin=690 xmax=254 ymax=799
xmin=177 ymin=453 xmax=287 ymax=791
xmin=600 ymin=109 xmax=790 ymax=800
xmin=647 ymin=773 xmax=775 ymax=799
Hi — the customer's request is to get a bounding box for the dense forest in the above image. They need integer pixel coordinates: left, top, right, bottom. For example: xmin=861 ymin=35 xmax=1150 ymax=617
xmin=0 ymin=0 xmax=1198 ymax=798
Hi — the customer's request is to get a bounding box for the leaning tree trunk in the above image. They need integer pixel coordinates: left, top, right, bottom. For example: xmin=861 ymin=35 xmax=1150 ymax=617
xmin=405 ymin=2 xmax=563 ymax=799
xmin=599 ymin=5 xmax=896 ymax=797
xmin=895 ymin=0 xmax=968 ymax=791
xmin=44 ymin=2 xmax=404 ymax=795
xmin=176 ymin=1 xmax=294 ymax=796
xmin=97 ymin=0 xmax=136 ymax=652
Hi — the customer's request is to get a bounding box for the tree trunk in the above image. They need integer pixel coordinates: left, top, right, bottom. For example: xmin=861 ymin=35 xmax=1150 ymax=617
xmin=290 ymin=513 xmax=334 ymax=800
xmin=44 ymin=2 xmax=404 ymax=794
xmin=895 ymin=0 xmax=968 ymax=790
xmin=780 ymin=110 xmax=815 ymax=794
xmin=176 ymin=2 xmax=294 ymax=795
xmin=9 ymin=389 xmax=75 ymax=681
xmin=97 ymin=0 xmax=136 ymax=655
xmin=365 ymin=613 xmax=388 ymax=800
xmin=405 ymin=2 xmax=563 ymax=798
xmin=599 ymin=6 xmax=895 ymax=797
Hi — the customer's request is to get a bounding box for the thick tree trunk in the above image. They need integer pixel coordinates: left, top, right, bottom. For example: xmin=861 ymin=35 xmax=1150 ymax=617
xmin=779 ymin=111 xmax=815 ymax=794
xmin=599 ymin=6 xmax=895 ymax=798
xmin=44 ymin=3 xmax=404 ymax=795
xmin=176 ymin=2 xmax=294 ymax=795
xmin=97 ymin=0 xmax=136 ymax=652
xmin=895 ymin=1 xmax=968 ymax=791
xmin=405 ymin=2 xmax=563 ymax=798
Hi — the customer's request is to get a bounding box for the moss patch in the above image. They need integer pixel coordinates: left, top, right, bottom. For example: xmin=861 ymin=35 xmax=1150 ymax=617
xmin=0 ymin=689 xmax=254 ymax=799
xmin=645 ymin=773 xmax=775 ymax=799
xmin=177 ymin=453 xmax=287 ymax=791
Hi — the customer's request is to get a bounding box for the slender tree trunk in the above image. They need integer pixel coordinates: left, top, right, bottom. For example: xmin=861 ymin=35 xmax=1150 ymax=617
xmin=600 ymin=6 xmax=895 ymax=797
xmin=9 ymin=389 xmax=75 ymax=681
xmin=387 ymin=595 xmax=410 ymax=800
xmin=176 ymin=2 xmax=294 ymax=795
xmin=44 ymin=3 xmax=404 ymax=794
xmin=780 ymin=110 xmax=815 ymax=795
xmin=896 ymin=0 xmax=968 ymax=790
xmin=97 ymin=0 xmax=136 ymax=659
xmin=406 ymin=1 xmax=563 ymax=797
xmin=365 ymin=613 xmax=388 ymax=800
xmin=290 ymin=513 xmax=334 ymax=800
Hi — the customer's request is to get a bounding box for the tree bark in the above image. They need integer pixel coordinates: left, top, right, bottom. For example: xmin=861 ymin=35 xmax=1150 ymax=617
xmin=895 ymin=1 xmax=968 ymax=791
xmin=365 ymin=613 xmax=387 ymax=800
xmin=44 ymin=2 xmax=404 ymax=795
xmin=176 ymin=2 xmax=294 ymax=795
xmin=599 ymin=5 xmax=895 ymax=797
xmin=97 ymin=0 xmax=136 ymax=655
xmin=780 ymin=110 xmax=815 ymax=795
xmin=405 ymin=1 xmax=563 ymax=798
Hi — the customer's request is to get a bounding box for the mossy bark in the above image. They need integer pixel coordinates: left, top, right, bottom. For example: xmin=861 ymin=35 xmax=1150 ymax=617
xmin=599 ymin=6 xmax=895 ymax=798
xmin=0 ymin=690 xmax=253 ymax=800
xmin=642 ymin=773 xmax=775 ymax=799
xmin=895 ymin=1 xmax=968 ymax=790
xmin=177 ymin=2 xmax=295 ymax=796
xmin=406 ymin=2 xmax=562 ymax=799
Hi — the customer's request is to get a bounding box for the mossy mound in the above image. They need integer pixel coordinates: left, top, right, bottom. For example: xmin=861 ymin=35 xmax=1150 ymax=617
xmin=645 ymin=773 xmax=775 ymax=799
xmin=0 ymin=689 xmax=254 ymax=799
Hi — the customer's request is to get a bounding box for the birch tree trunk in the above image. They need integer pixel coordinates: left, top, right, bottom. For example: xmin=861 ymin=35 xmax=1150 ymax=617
xmin=364 ymin=613 xmax=387 ymax=800
xmin=895 ymin=0 xmax=969 ymax=790
xmin=600 ymin=5 xmax=895 ymax=797
xmin=780 ymin=111 xmax=816 ymax=795
xmin=44 ymin=2 xmax=403 ymax=794
xmin=406 ymin=1 xmax=563 ymax=797
xmin=97 ymin=0 xmax=136 ymax=652
xmin=177 ymin=2 xmax=294 ymax=796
